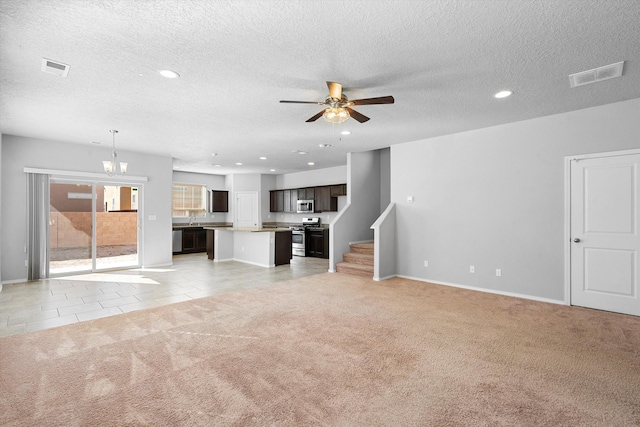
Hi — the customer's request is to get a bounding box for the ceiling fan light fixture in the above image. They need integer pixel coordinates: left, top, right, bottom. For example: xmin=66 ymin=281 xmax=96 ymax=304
xmin=323 ymin=107 xmax=350 ymax=124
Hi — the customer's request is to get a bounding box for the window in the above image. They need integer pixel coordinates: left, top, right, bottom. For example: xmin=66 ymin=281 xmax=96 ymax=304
xmin=172 ymin=183 xmax=207 ymax=217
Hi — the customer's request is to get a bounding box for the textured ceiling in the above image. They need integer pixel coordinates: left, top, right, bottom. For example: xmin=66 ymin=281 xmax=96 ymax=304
xmin=1 ymin=0 xmax=639 ymax=175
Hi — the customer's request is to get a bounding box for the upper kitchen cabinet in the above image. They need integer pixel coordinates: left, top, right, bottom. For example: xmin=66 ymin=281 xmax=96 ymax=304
xmin=301 ymin=188 xmax=315 ymax=200
xmin=330 ymin=184 xmax=347 ymax=197
xmin=210 ymin=190 xmax=229 ymax=212
xmin=314 ymin=186 xmax=337 ymax=212
xmin=289 ymin=189 xmax=298 ymax=212
xmin=270 ymin=190 xmax=284 ymax=212
xmin=270 ymin=184 xmax=346 ymax=212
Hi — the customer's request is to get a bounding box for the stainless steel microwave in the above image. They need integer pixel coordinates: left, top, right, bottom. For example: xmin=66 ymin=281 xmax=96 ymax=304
xmin=297 ymin=199 xmax=314 ymax=213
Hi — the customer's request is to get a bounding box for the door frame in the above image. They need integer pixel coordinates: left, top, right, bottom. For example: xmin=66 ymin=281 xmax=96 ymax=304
xmin=564 ymin=148 xmax=640 ymax=306
xmin=48 ymin=176 xmax=145 ymax=275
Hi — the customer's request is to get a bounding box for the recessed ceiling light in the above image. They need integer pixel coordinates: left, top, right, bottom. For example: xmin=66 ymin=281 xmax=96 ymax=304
xmin=340 ymin=130 xmax=351 ymax=135
xmin=211 ymin=153 xmax=218 ymax=157
xmin=259 ymin=156 xmax=267 ymax=160
xmin=270 ymin=169 xmax=276 ymax=172
xmin=235 ymin=162 xmax=243 ymax=166
xmin=292 ymin=150 xmax=308 ymax=155
xmin=90 ymin=141 xmax=100 ymax=145
xmin=158 ymin=69 xmax=180 ymax=79
xmin=213 ymin=164 xmax=222 ymax=167
xmin=319 ymin=143 xmax=333 ymax=148
xmin=494 ymin=90 xmax=513 ymax=99
xmin=308 ymin=162 xmax=315 ymax=166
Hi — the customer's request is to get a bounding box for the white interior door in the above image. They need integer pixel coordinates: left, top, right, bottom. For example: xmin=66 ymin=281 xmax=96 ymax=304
xmin=235 ymin=191 xmax=259 ymax=228
xmin=570 ymin=151 xmax=640 ymax=316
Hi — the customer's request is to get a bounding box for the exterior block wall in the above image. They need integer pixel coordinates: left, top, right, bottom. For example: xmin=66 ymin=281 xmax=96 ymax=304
xmin=50 ymin=212 xmax=137 ymax=248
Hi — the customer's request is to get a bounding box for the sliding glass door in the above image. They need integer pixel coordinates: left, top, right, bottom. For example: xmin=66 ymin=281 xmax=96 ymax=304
xmin=49 ymin=180 xmax=140 ymax=275
xmin=49 ymin=182 xmax=93 ymax=274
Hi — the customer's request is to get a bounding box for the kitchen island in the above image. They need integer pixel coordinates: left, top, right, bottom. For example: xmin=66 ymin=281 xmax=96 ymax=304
xmin=204 ymin=227 xmax=292 ymax=267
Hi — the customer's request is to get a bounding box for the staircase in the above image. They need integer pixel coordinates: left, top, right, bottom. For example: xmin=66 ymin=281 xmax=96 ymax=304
xmin=336 ymin=241 xmax=374 ymax=277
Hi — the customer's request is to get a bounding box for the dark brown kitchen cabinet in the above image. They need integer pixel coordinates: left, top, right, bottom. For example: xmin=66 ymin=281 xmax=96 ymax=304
xmin=314 ymin=186 xmax=337 ymax=212
xmin=330 ymin=184 xmax=347 ymax=197
xmin=271 ymin=184 xmax=345 ymax=212
xmin=283 ymin=190 xmax=292 ymax=212
xmin=206 ymin=229 xmax=214 ymax=260
xmin=210 ymin=190 xmax=228 ymax=212
xmin=270 ymin=190 xmax=284 ymax=212
xmin=301 ymin=188 xmax=314 ymax=200
xmin=274 ymin=230 xmax=292 ymax=265
xmin=307 ymin=228 xmax=329 ymax=258
xmin=290 ymin=189 xmax=298 ymax=212
xmin=182 ymin=227 xmax=206 ymax=254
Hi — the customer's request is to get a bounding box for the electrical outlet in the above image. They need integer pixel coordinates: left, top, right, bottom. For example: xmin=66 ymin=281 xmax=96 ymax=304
xmin=496 ymin=269 xmax=502 ymax=277
xmin=469 ymin=266 xmax=475 ymax=273
xmin=424 ymin=260 xmax=429 ymax=267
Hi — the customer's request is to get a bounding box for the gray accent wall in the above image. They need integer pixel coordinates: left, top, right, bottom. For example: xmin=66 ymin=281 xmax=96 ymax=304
xmin=391 ymin=98 xmax=640 ymax=302
xmin=330 ymin=150 xmax=382 ymax=271
xmin=1 ymin=135 xmax=173 ymax=283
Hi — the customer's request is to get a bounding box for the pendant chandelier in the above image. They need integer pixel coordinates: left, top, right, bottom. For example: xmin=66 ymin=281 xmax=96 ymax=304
xmin=102 ymin=129 xmax=127 ymax=176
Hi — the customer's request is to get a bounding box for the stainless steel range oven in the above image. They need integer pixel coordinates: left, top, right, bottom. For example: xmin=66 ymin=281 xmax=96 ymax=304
xmin=291 ymin=227 xmax=306 ymax=257
xmin=290 ymin=217 xmax=320 ymax=257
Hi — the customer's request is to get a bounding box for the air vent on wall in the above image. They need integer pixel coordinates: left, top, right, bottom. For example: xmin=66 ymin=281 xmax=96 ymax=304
xmin=569 ymin=61 xmax=624 ymax=88
xmin=41 ymin=58 xmax=70 ymax=77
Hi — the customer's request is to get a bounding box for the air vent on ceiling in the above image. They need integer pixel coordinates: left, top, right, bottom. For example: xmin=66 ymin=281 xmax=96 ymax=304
xmin=569 ymin=61 xmax=625 ymax=88
xmin=41 ymin=58 xmax=70 ymax=77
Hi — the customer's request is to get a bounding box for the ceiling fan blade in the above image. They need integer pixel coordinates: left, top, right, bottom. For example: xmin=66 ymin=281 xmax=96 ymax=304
xmin=327 ymin=81 xmax=343 ymax=100
xmin=306 ymin=110 xmax=326 ymax=122
xmin=346 ymin=107 xmax=370 ymax=123
xmin=280 ymin=100 xmax=326 ymax=105
xmin=348 ymin=96 xmax=395 ymax=106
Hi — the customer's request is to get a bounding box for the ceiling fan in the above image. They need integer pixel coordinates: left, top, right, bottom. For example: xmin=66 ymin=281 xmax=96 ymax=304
xmin=280 ymin=81 xmax=394 ymax=123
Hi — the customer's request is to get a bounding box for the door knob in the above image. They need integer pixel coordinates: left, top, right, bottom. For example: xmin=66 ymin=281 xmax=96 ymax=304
xmin=573 ymin=238 xmax=581 ymax=243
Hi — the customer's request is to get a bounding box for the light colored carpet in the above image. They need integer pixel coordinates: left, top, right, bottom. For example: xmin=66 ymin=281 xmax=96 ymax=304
xmin=1 ymin=273 xmax=639 ymax=426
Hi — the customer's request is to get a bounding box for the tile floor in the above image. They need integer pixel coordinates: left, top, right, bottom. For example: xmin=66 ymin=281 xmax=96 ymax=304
xmin=0 ymin=254 xmax=330 ymax=338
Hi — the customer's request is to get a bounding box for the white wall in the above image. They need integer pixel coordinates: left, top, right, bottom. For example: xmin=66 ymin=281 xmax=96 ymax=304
xmin=1 ymin=135 xmax=173 ymax=283
xmin=380 ymin=148 xmax=391 ymax=212
xmin=275 ymin=165 xmax=347 ymax=189
xmin=392 ymin=98 xmax=640 ymax=302
xmin=0 ymin=133 xmax=3 ymax=287
xmin=172 ymin=170 xmax=229 ymax=224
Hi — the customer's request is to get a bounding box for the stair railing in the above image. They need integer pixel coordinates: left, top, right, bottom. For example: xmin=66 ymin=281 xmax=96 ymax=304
xmin=370 ymin=202 xmax=396 ymax=280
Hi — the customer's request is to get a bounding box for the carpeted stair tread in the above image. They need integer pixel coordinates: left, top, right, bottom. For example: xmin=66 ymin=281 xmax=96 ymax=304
xmin=336 ymin=261 xmax=374 ymax=277
xmin=343 ymin=252 xmax=374 ymax=266
xmin=350 ymin=242 xmax=374 ymax=255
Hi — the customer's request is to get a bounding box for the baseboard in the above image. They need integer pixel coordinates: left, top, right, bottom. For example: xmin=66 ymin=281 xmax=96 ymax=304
xmin=1 ymin=277 xmax=28 ymax=285
xmin=217 ymin=258 xmax=274 ymax=268
xmin=396 ymin=275 xmax=567 ymax=306
xmin=374 ymin=274 xmax=397 ymax=281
